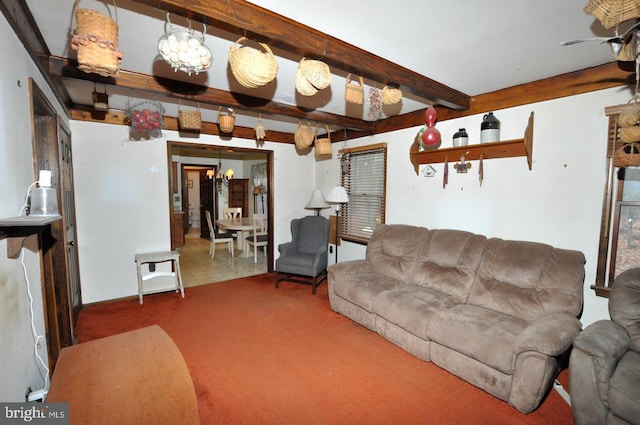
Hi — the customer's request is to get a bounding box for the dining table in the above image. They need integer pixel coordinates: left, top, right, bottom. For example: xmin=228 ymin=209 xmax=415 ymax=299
xmin=216 ymin=217 xmax=255 ymax=252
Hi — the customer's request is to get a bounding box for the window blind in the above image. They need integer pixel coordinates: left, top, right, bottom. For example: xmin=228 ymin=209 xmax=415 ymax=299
xmin=339 ymin=143 xmax=387 ymax=243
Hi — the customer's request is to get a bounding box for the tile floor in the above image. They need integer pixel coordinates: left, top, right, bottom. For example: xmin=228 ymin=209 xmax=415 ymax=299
xmin=178 ymin=227 xmax=268 ymax=287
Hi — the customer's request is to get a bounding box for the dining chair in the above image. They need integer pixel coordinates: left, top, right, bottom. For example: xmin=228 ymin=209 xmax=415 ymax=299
xmin=205 ymin=210 xmax=234 ymax=258
xmin=223 ymin=207 xmax=243 ymax=247
xmin=245 ymin=213 xmax=268 ymax=263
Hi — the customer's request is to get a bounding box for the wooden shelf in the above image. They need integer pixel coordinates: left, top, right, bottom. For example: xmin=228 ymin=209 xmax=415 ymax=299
xmin=410 ymin=111 xmax=534 ymax=174
xmin=0 ymin=215 xmax=62 ymax=258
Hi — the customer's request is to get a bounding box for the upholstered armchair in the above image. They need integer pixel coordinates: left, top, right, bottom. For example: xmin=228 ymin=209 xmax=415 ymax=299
xmin=275 ymin=215 xmax=330 ymax=294
xmin=570 ymin=268 xmax=640 ymax=425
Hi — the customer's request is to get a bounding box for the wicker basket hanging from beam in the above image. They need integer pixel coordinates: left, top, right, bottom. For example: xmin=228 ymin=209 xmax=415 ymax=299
xmin=218 ymin=107 xmax=235 ymax=133
xmin=345 ymin=74 xmax=364 ymax=104
xmin=70 ymin=0 xmax=124 ymax=77
xmin=314 ymin=124 xmax=333 ymax=158
xmin=178 ymin=100 xmax=202 ymax=132
xmin=294 ymin=121 xmax=314 ymax=149
xmin=229 ymin=37 xmax=278 ymax=89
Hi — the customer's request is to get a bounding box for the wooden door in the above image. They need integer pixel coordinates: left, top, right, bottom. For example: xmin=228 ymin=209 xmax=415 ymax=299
xmin=200 ymin=170 xmax=214 ymax=239
xmin=228 ymin=179 xmax=249 ymax=217
xmin=30 ymin=79 xmax=75 ymax=370
xmin=58 ymin=119 xmax=82 ymax=334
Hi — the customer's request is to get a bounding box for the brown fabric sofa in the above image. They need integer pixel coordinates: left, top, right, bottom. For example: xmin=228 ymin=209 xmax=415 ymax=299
xmin=327 ymin=224 xmax=586 ymax=413
xmin=569 ymin=267 xmax=640 ymax=425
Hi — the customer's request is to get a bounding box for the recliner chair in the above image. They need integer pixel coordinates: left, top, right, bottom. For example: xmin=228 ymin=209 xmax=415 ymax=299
xmin=275 ymin=215 xmax=330 ymax=294
xmin=569 ymin=267 xmax=640 ymax=425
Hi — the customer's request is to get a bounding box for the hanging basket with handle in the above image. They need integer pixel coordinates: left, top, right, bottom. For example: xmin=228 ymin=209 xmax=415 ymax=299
xmin=178 ymin=100 xmax=202 ymax=131
xmin=314 ymin=124 xmax=333 ymax=158
xmin=614 ymin=142 xmax=640 ymax=167
xmin=295 ymin=61 xmax=319 ymax=96
xmin=345 ymin=74 xmax=364 ymax=104
xmin=217 ymin=107 xmax=235 ymax=133
xmin=70 ymin=0 xmax=124 ymax=77
xmin=229 ymin=37 xmax=278 ymax=89
xmin=584 ymin=0 xmax=640 ymax=29
xmin=294 ymin=121 xmax=314 ymax=149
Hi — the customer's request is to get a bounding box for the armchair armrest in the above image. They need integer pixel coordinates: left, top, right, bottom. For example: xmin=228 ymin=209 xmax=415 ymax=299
xmin=513 ymin=312 xmax=582 ymax=356
xmin=278 ymin=241 xmax=299 ymax=256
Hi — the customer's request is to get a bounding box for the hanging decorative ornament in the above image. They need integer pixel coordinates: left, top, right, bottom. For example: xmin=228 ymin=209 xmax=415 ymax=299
xmin=255 ymin=113 xmax=266 ymax=142
xmin=420 ymin=104 xmax=441 ymax=149
xmin=367 ymin=87 xmax=383 ymax=121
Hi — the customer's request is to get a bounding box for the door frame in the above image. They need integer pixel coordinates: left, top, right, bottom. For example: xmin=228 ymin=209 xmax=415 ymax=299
xmin=166 ymin=141 xmax=274 ymax=272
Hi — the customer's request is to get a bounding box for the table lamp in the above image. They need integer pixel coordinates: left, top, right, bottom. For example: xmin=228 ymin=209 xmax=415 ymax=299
xmin=304 ymin=189 xmax=330 ymax=215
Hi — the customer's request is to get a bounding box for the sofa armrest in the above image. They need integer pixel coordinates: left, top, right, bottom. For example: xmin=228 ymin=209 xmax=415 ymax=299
xmin=513 ymin=312 xmax=582 ymax=356
xmin=327 ymin=259 xmax=372 ymax=279
xmin=573 ymin=320 xmax=630 ymax=372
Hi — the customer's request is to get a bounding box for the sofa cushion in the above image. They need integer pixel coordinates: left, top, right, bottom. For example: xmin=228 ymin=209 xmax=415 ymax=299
xmin=372 ymin=286 xmax=460 ymax=339
xmin=407 ymin=229 xmax=487 ymax=303
xmin=467 ymin=238 xmax=585 ymax=322
xmin=608 ymin=350 xmax=640 ymax=424
xmin=427 ymin=304 xmax=528 ymax=374
xmin=366 ymin=224 xmax=429 ymax=283
xmin=332 ymin=272 xmax=404 ymax=313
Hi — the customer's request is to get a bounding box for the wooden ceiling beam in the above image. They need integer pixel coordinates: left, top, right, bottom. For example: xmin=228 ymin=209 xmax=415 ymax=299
xmin=130 ymin=0 xmax=470 ymax=110
xmin=47 ymin=56 xmax=371 ymax=130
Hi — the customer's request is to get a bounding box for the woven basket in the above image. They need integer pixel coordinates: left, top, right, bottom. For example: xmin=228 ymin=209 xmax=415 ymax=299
xmin=382 ymin=85 xmax=403 ymax=105
xmin=229 ymin=37 xmax=278 ymax=88
xmin=614 ymin=39 xmax=637 ymax=61
xmin=299 ymin=58 xmax=332 ymax=90
xmin=178 ymin=101 xmax=201 ymax=131
xmin=294 ymin=121 xmax=314 ymax=149
xmin=619 ymin=101 xmax=640 ymax=127
xmin=295 ymin=63 xmax=319 ymax=96
xmin=218 ymin=107 xmax=235 ymax=133
xmin=614 ymin=142 xmax=640 ymax=167
xmin=70 ymin=0 xmax=123 ymax=77
xmin=584 ymin=0 xmax=640 ymax=29
xmin=314 ymin=124 xmax=332 ymax=158
xmin=619 ymin=125 xmax=640 ymax=142
xmin=345 ymin=74 xmax=364 ymax=104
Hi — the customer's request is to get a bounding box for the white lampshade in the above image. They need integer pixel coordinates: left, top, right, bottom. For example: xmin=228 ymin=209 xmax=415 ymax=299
xmin=305 ymin=189 xmax=330 ymax=210
xmin=326 ymin=186 xmax=349 ymax=204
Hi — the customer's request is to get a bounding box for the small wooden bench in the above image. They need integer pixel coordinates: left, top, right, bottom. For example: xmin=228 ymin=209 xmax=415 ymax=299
xmin=134 ymin=250 xmax=184 ymax=304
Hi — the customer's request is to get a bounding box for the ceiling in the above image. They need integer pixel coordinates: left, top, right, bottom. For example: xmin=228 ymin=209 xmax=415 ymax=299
xmin=6 ymin=0 xmax=633 ymax=141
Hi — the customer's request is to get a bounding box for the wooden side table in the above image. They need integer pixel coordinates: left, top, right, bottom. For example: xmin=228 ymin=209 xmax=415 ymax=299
xmin=134 ymin=250 xmax=184 ymax=304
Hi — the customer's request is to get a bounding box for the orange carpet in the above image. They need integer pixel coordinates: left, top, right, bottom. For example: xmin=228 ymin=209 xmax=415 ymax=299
xmin=75 ymin=273 xmax=574 ymax=425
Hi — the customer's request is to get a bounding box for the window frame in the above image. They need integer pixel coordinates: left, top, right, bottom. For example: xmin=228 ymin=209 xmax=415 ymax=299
xmin=338 ymin=143 xmax=387 ymax=245
xmin=594 ymin=105 xmax=640 ymax=297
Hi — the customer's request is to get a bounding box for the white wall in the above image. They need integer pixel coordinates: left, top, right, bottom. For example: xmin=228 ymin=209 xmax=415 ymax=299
xmin=71 ymin=123 xmax=316 ymax=303
xmin=317 ymin=86 xmax=635 ymax=328
xmin=0 ymin=14 xmax=68 ymax=400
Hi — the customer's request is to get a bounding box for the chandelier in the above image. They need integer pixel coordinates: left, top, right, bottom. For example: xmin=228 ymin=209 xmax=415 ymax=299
xmin=215 ymin=154 xmax=234 ymax=193
xmin=157 ymin=15 xmax=212 ymax=75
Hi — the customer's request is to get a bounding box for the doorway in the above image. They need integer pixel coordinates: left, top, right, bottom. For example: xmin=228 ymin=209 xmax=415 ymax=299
xmin=167 ymin=141 xmax=273 ymax=285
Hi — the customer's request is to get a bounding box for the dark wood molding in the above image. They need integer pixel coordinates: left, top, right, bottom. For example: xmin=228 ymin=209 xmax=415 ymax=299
xmin=370 ymin=62 xmax=634 ymax=138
